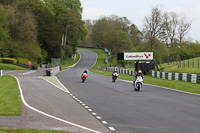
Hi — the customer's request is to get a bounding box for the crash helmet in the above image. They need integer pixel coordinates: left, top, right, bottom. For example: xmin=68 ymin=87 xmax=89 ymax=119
xmin=138 ymin=70 xmax=142 ymax=76
xmin=84 ymin=70 xmax=87 ymax=74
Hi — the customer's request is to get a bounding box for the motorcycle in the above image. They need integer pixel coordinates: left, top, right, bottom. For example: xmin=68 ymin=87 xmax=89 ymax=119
xmin=81 ymin=73 xmax=88 ymax=83
xmin=133 ymin=76 xmax=143 ymax=91
xmin=112 ymin=72 xmax=118 ymax=82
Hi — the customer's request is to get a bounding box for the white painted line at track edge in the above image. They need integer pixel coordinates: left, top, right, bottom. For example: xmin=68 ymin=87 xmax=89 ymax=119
xmin=14 ymin=76 xmax=102 ymax=133
xmin=54 ymin=76 xmax=70 ymax=93
xmin=40 ymin=77 xmax=68 ymax=93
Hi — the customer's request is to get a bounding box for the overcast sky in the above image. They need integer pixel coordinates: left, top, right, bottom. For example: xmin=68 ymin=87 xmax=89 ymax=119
xmin=80 ymin=0 xmax=200 ymax=42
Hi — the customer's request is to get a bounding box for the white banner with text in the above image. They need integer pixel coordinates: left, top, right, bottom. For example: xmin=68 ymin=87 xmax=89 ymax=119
xmin=124 ymin=52 xmax=153 ymax=60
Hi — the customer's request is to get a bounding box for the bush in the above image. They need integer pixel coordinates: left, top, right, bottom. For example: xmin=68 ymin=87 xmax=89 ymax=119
xmin=0 ymin=58 xmax=2 ymax=63
xmin=2 ymin=58 xmax=17 ymax=64
xmin=16 ymin=57 xmax=37 ymax=65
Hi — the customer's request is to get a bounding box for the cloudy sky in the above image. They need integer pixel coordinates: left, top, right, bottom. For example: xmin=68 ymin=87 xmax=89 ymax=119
xmin=80 ymin=0 xmax=200 ymax=42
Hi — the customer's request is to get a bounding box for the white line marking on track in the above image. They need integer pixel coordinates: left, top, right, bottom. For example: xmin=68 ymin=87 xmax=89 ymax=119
xmin=85 ymin=106 xmax=89 ymax=109
xmin=92 ymin=112 xmax=97 ymax=116
xmin=96 ymin=116 xmax=102 ymax=119
xmin=40 ymin=77 xmax=68 ymax=93
xmin=54 ymin=76 xmax=70 ymax=93
xmin=18 ymin=71 xmax=36 ymax=75
xmin=88 ymin=109 xmax=92 ymax=112
xmin=82 ymin=104 xmax=86 ymax=106
xmin=14 ymin=76 xmax=102 ymax=133
xmin=3 ymin=70 xmax=16 ymax=74
xmin=102 ymin=121 xmax=107 ymax=124
xmin=108 ymin=127 xmax=115 ymax=131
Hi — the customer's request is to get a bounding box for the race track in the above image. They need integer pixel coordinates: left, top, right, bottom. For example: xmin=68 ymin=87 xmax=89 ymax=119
xmin=57 ymin=49 xmax=200 ymax=133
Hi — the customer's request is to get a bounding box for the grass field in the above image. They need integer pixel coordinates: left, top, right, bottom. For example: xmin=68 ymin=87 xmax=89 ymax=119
xmin=159 ymin=57 xmax=200 ymax=75
xmin=0 ymin=129 xmax=71 ymax=133
xmin=0 ymin=63 xmax=28 ymax=70
xmin=0 ymin=75 xmax=21 ymax=116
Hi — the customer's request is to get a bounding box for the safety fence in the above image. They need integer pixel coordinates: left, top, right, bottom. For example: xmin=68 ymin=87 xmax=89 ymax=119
xmin=151 ymin=71 xmax=200 ymax=84
xmin=98 ymin=66 xmax=200 ymax=84
xmin=98 ymin=66 xmax=135 ymax=76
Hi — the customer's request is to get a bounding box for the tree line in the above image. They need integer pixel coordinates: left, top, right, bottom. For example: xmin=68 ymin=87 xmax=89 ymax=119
xmin=81 ymin=6 xmax=200 ymax=65
xmin=0 ymin=0 xmax=87 ymax=63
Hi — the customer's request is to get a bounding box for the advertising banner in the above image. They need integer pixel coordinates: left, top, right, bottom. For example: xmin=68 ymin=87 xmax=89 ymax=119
xmin=124 ymin=52 xmax=153 ymax=60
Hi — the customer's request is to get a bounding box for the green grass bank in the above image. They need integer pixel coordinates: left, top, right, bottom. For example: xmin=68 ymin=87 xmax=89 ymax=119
xmin=0 ymin=75 xmax=21 ymax=116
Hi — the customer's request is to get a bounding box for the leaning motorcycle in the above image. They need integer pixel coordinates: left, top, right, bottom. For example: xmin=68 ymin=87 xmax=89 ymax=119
xmin=81 ymin=73 xmax=88 ymax=83
xmin=133 ymin=76 xmax=143 ymax=91
xmin=112 ymin=72 xmax=118 ymax=82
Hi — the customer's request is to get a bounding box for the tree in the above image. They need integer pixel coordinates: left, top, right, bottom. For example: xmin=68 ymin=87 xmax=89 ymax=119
xmin=0 ymin=5 xmax=10 ymax=57
xmin=4 ymin=3 xmax=41 ymax=59
xmin=91 ymin=17 xmax=108 ymax=46
xmin=178 ymin=15 xmax=192 ymax=44
xmin=163 ymin=12 xmax=179 ymax=47
xmin=143 ymin=6 xmax=164 ymax=51
xmin=129 ymin=24 xmax=143 ymax=47
xmin=103 ymin=30 xmax=132 ymax=54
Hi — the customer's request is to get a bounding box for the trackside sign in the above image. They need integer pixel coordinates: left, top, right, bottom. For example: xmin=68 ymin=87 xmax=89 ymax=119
xmin=124 ymin=52 xmax=153 ymax=60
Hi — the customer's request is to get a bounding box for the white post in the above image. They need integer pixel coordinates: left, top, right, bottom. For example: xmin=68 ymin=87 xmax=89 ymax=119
xmin=0 ymin=70 xmax=3 ymax=77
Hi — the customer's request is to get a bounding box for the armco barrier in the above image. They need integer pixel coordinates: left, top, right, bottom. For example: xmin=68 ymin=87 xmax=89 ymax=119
xmin=151 ymin=71 xmax=200 ymax=84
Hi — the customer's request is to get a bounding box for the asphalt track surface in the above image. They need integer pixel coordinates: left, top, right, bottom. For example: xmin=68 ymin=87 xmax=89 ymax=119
xmin=1 ymin=70 xmax=111 ymax=132
xmin=57 ymin=49 xmax=200 ymax=133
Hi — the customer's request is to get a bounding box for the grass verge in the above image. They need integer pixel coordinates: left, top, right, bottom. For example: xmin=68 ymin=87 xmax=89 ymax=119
xmin=41 ymin=76 xmax=66 ymax=91
xmin=159 ymin=63 xmax=200 ymax=75
xmin=60 ymin=52 xmax=80 ymax=70
xmin=0 ymin=63 xmax=28 ymax=70
xmin=0 ymin=129 xmax=71 ymax=133
xmin=0 ymin=75 xmax=21 ymax=116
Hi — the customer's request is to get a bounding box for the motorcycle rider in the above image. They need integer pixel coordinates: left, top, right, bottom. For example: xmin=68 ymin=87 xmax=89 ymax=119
xmin=81 ymin=70 xmax=88 ymax=82
xmin=133 ymin=70 xmax=144 ymax=84
xmin=112 ymin=70 xmax=118 ymax=77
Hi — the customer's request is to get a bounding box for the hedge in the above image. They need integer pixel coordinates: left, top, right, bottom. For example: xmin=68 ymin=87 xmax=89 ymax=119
xmin=2 ymin=58 xmax=17 ymax=64
xmin=16 ymin=57 xmax=37 ymax=65
xmin=0 ymin=58 xmax=2 ymax=63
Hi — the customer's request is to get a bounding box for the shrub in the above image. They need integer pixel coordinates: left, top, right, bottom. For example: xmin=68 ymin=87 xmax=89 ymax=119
xmin=16 ymin=57 xmax=37 ymax=65
xmin=2 ymin=58 xmax=17 ymax=64
xmin=0 ymin=58 xmax=2 ymax=63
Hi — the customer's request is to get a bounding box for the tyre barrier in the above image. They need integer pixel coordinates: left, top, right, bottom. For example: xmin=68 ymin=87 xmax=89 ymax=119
xmin=151 ymin=71 xmax=200 ymax=84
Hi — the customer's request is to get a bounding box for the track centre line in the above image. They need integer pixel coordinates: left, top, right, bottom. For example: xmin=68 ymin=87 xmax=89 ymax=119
xmin=13 ymin=75 xmax=102 ymax=133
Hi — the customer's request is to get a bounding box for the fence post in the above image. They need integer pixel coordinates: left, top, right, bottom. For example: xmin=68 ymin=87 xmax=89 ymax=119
xmin=0 ymin=70 xmax=2 ymax=77
xmin=188 ymin=59 xmax=189 ymax=68
xmin=193 ymin=59 xmax=194 ymax=68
